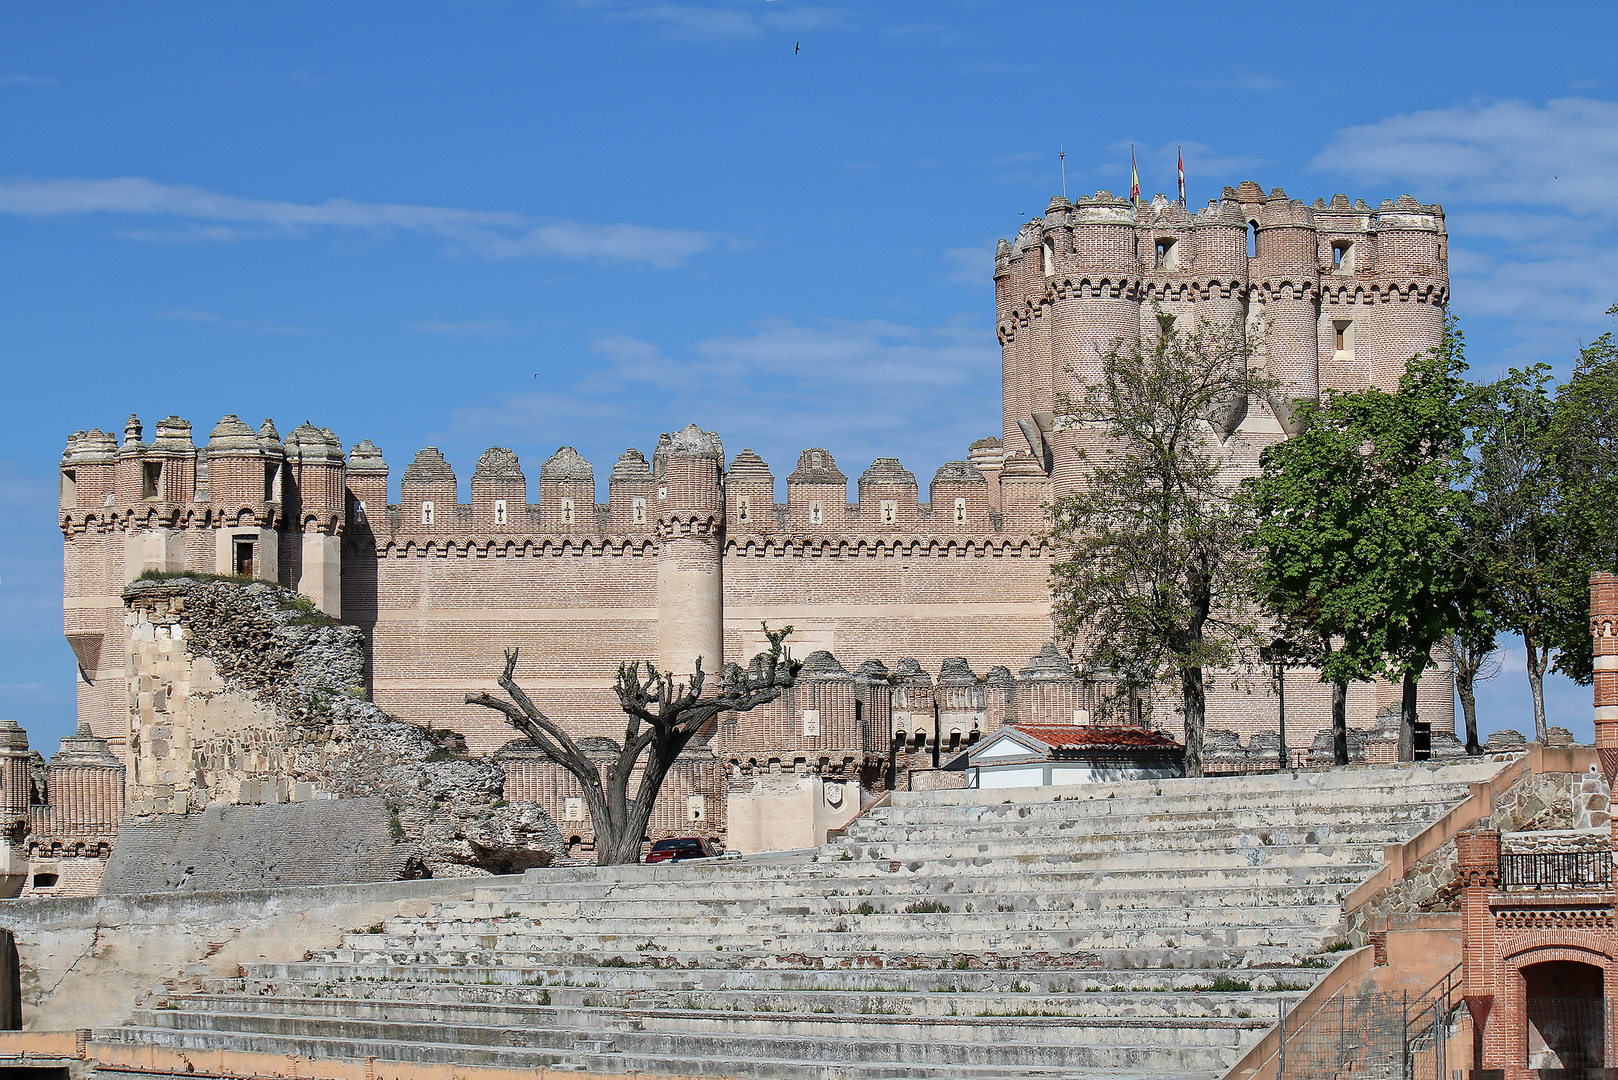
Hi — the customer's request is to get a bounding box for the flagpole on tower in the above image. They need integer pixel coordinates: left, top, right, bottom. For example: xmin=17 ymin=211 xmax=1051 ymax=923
xmin=1059 ymin=145 xmax=1067 ymax=200
xmin=1129 ymin=145 xmax=1140 ymax=209
xmin=1178 ymin=145 xmax=1186 ymax=205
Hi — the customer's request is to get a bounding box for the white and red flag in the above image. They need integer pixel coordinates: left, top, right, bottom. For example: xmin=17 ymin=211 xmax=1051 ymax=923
xmin=1177 ymin=146 xmax=1185 ymax=204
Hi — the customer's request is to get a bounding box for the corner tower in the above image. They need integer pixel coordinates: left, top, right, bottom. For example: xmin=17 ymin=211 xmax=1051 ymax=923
xmin=995 ymin=180 xmax=1449 ymax=494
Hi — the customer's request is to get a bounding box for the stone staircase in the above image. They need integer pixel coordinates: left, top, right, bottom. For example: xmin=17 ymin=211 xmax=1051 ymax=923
xmin=96 ymin=758 xmax=1505 ymax=1080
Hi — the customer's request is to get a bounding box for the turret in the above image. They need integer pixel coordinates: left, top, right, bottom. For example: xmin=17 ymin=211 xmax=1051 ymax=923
xmin=60 ymin=429 xmax=117 ymax=511
xmin=936 ymin=657 xmax=984 ymax=753
xmin=400 ymin=448 xmax=457 ymax=530
xmin=726 ymin=450 xmax=776 ymax=534
xmin=856 ymin=458 xmax=918 ymax=529
xmin=538 ymin=447 xmax=594 ymax=531
xmin=344 ymin=440 xmax=388 ymax=526
xmin=46 ymin=722 xmax=125 ymax=833
xmin=929 ymin=461 xmax=989 ymax=529
xmin=967 ymin=437 xmax=1005 ymax=513
xmin=785 ymin=449 xmax=847 ymax=532
xmin=283 ymin=423 xmax=346 ymax=615
xmin=607 ymin=449 xmax=654 ymax=530
xmin=0 ymin=719 xmax=31 ymax=826
xmin=655 ymin=424 xmax=725 ymax=678
xmin=471 ymin=448 xmax=526 ymax=530
xmin=1251 ymin=188 xmax=1322 ymax=431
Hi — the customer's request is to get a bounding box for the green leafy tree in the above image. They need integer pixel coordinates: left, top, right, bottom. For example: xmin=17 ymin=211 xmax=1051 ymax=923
xmin=1048 ymin=319 xmax=1267 ymax=778
xmin=1434 ymin=628 xmax=1499 ymax=756
xmin=1251 ymin=321 xmax=1473 ymax=761
xmin=1547 ymin=303 xmax=1618 ymax=686
xmin=1462 ymin=363 xmax=1587 ymax=741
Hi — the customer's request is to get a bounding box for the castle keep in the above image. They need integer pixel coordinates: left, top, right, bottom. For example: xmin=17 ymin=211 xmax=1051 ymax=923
xmin=50 ymin=180 xmax=1456 ymax=870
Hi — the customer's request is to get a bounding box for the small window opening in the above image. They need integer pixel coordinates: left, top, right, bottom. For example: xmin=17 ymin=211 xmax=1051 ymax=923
xmin=264 ymin=463 xmax=278 ymax=502
xmin=31 ymin=873 xmax=57 ymax=889
xmin=948 ymin=730 xmax=961 ymax=751
xmin=953 ymin=497 xmax=966 ymax=523
xmin=1041 ymin=237 xmax=1056 ymax=277
xmin=1248 ymin=221 xmax=1259 ymax=259
xmin=141 ymin=460 xmax=162 ymax=500
xmin=1332 ymin=241 xmax=1353 ymax=273
xmin=560 ymin=497 xmax=574 ymax=525
xmin=912 ymin=730 xmax=928 ymax=751
xmin=632 ymin=496 xmax=646 ymax=524
xmin=1154 ymin=238 xmax=1177 ymax=271
xmin=493 ymin=499 xmax=507 ymax=525
xmin=420 ymin=501 xmax=434 ymax=525
xmin=657 ymin=485 xmax=667 ymax=500
xmin=233 ymin=538 xmax=256 ymax=578
xmin=880 ymin=499 xmax=897 ymax=525
xmin=60 ymin=470 xmax=77 ymax=505
xmin=1333 ymin=320 xmax=1353 ymax=355
xmin=737 ymin=495 xmax=750 ymax=523
xmin=809 ymin=500 xmax=823 ymax=526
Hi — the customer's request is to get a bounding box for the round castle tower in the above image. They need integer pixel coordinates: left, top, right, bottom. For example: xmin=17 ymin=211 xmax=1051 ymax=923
xmin=655 ymin=424 xmax=726 ymax=679
xmin=995 ymin=179 xmax=1450 ymax=493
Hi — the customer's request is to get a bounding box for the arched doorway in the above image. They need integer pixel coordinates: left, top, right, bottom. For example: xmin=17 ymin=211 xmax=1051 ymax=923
xmin=1523 ymin=959 xmax=1606 ymax=1070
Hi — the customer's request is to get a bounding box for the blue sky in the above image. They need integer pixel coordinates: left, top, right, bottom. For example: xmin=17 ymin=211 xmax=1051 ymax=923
xmin=2 ymin=1 xmax=1615 ymax=755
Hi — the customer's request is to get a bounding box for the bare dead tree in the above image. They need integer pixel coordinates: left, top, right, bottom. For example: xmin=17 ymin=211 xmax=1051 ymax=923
xmin=466 ymin=625 xmax=800 ymax=866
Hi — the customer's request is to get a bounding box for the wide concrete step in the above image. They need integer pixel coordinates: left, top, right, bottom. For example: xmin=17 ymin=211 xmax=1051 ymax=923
xmin=208 ymin=979 xmax=1308 ymax=1019
xmin=116 ymin=1006 xmax=1267 ymax=1067
xmin=233 ymin=962 xmax=1327 ymax=997
xmin=844 ymin=793 xmax=1470 ymax=836
xmin=832 ymin=825 xmax=1426 ymax=862
xmin=388 ymin=882 xmax=1354 ymax=923
xmin=866 ymin=780 xmax=1480 ymax=825
xmin=321 ymin=941 xmax=1324 ymax=972
xmin=495 ymin=863 xmax=1370 ymax=905
xmin=369 ymin=900 xmax=1343 ymax=940
xmin=96 ymin=1025 xmax=1211 ymax=1080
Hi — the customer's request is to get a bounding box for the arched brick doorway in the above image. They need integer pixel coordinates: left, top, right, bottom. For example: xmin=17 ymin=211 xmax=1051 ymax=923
xmin=1522 ymin=958 xmax=1606 ymax=1071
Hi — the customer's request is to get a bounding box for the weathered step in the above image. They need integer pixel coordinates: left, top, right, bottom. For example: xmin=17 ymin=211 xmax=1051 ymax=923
xmin=204 ymin=980 xmax=1306 ymax=1019
xmin=117 ymin=1005 xmax=1268 ymax=1067
xmin=232 ymin=961 xmax=1327 ymax=996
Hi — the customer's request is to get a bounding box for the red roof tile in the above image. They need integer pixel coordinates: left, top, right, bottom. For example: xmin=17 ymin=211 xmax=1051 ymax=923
xmin=1012 ymin=724 xmax=1183 ymax=751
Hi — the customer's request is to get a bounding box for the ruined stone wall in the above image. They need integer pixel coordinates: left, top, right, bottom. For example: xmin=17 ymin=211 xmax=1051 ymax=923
xmin=117 ymin=576 xmax=562 ymax=879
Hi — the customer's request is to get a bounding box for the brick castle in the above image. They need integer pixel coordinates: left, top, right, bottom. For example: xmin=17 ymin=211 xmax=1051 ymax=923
xmin=36 ymin=179 xmax=1457 ymax=885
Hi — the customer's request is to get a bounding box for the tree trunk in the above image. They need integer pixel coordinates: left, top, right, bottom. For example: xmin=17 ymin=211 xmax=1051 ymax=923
xmin=1398 ymin=672 xmax=1417 ymax=763
xmin=1524 ymin=632 xmax=1549 ymax=744
xmin=1181 ymin=665 xmax=1205 ymax=778
xmin=1331 ymin=679 xmax=1349 ymax=766
xmin=1457 ymin=664 xmax=1481 ymax=756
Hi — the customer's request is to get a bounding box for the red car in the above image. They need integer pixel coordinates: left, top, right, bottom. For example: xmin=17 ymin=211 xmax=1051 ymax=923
xmin=645 ymin=837 xmax=723 ymax=863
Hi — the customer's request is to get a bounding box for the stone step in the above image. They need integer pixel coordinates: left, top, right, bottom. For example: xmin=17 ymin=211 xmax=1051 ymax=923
xmin=844 ymin=792 xmax=1470 ymax=834
xmin=379 ymin=882 xmax=1355 ymax=922
xmin=207 ymin=979 xmax=1308 ymax=1019
xmin=232 ymin=962 xmax=1327 ymax=996
xmin=321 ymin=941 xmax=1326 ymax=972
xmin=117 ymin=1005 xmax=1267 ymax=1066
xmin=830 ymin=825 xmax=1427 ymax=861
xmin=489 ymin=863 xmax=1370 ymax=903
xmin=870 ymin=779 xmax=1480 ymax=821
xmin=96 ymin=1024 xmax=1213 ymax=1080
xmin=334 ymin=914 xmax=1340 ymax=958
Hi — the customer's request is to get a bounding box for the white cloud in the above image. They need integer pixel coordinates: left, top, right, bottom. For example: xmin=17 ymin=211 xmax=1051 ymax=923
xmin=0 ymin=175 xmax=721 ymax=268
xmin=942 ymin=243 xmax=994 ymax=287
xmin=446 ymin=314 xmax=1001 ymax=483
xmin=406 ymin=320 xmax=528 ymax=338
xmin=1189 ymin=67 xmax=1287 ymax=92
xmin=157 ymin=308 xmax=310 ymax=335
xmin=559 ymin=0 xmax=845 ymax=41
xmin=1311 ymin=97 xmax=1618 ymax=372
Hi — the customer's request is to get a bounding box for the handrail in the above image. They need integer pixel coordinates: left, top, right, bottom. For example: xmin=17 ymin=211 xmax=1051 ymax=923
xmin=1220 ymin=946 xmax=1376 ymax=1080
xmin=1343 ymin=744 xmax=1598 ymax=916
xmin=824 ymin=790 xmax=892 ymax=843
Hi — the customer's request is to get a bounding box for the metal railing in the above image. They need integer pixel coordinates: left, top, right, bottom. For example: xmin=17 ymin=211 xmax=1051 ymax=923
xmin=1499 ymin=850 xmax=1612 ymax=890
xmin=1266 ymin=963 xmax=1467 ymax=1079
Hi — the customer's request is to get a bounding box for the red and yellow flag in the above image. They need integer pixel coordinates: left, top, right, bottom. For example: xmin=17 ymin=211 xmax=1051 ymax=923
xmin=1130 ymin=145 xmax=1140 ymax=208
